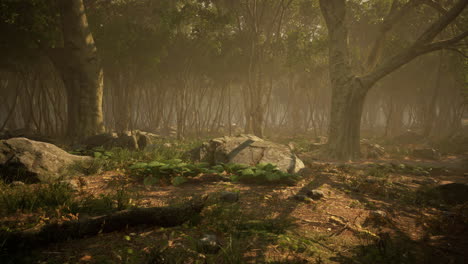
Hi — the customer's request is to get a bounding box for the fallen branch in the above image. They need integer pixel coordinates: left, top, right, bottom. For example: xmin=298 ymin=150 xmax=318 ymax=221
xmin=1 ymin=197 xmax=206 ymax=250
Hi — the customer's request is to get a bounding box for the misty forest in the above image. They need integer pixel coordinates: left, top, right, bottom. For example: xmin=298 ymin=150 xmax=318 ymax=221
xmin=0 ymin=0 xmax=467 ymax=263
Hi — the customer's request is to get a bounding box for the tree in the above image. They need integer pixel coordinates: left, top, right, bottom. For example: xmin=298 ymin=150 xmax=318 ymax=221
xmin=47 ymin=0 xmax=104 ymax=139
xmin=319 ymin=0 xmax=468 ymax=160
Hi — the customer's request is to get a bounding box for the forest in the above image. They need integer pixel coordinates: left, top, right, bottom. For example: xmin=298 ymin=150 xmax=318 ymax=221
xmin=0 ymin=0 xmax=467 ymax=263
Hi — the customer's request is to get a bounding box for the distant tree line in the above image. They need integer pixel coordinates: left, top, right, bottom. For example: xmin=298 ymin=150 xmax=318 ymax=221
xmin=0 ymin=0 xmax=466 ymax=159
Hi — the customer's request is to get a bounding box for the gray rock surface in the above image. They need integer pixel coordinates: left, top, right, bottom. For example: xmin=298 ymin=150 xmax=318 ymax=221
xmin=191 ymin=135 xmax=304 ymax=173
xmin=0 ymin=137 xmax=91 ymax=182
xmin=305 ymin=189 xmax=325 ymax=200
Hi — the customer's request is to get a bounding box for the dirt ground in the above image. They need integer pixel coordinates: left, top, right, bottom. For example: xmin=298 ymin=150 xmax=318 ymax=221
xmin=2 ymin=154 xmax=468 ymax=264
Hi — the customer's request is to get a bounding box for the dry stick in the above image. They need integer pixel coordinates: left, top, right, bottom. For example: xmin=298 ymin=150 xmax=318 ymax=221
xmin=1 ymin=198 xmax=206 ymax=251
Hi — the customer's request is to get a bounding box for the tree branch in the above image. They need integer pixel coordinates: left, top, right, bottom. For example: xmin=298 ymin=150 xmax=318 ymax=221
xmin=366 ymin=0 xmax=423 ymax=69
xmin=413 ymin=0 xmax=467 ymax=46
xmin=362 ymin=29 xmax=468 ymax=87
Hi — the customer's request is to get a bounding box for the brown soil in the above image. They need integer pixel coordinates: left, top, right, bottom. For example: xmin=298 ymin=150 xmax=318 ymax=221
xmin=3 ymin=154 xmax=468 ymax=264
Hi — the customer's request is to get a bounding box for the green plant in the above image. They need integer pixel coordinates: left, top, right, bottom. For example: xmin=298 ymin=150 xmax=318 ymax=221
xmin=0 ymin=182 xmax=75 ymax=214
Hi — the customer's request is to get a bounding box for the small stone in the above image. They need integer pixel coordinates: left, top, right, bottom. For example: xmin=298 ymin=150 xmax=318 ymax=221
xmin=369 ymin=210 xmax=388 ymax=223
xmin=197 ymin=234 xmax=220 ymax=254
xmin=293 ymin=194 xmax=312 ymax=203
xmin=220 ymin=191 xmax=239 ymax=203
xmin=305 ymin=189 xmax=325 ymax=200
xmin=10 ymin=181 xmax=25 ymax=187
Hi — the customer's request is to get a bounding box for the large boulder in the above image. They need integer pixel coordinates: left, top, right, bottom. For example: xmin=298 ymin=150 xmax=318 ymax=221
xmin=0 ymin=138 xmax=91 ymax=183
xmin=191 ymin=135 xmax=304 ymax=173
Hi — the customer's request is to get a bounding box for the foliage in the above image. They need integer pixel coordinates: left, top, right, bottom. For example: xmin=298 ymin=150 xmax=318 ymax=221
xmin=0 ymin=182 xmax=74 ymax=215
xmin=0 ymin=182 xmax=138 ymax=217
xmin=129 ymin=160 xmax=300 ymax=186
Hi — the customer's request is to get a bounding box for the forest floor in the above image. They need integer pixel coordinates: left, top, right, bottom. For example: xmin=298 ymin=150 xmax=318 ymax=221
xmin=1 ymin=139 xmax=467 ymax=264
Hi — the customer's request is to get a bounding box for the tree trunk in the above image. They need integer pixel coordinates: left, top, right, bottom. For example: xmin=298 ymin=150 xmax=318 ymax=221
xmin=48 ymin=0 xmax=104 ymax=140
xmin=327 ymin=80 xmax=368 ymax=160
xmin=320 ymin=0 xmax=367 ymax=160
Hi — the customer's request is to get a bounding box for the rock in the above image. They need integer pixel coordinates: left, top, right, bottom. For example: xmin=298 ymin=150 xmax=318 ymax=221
xmin=191 ymin=135 xmax=305 ymax=173
xmin=220 ymin=191 xmax=239 ymax=203
xmin=361 ymin=140 xmax=386 ymax=159
xmin=371 ymin=210 xmax=387 ymax=219
xmin=309 ymin=143 xmax=325 ymax=151
xmin=114 ymin=133 xmax=139 ymax=150
xmin=364 ymin=210 xmax=389 ymax=226
xmin=412 ymin=148 xmax=441 ymax=160
xmin=305 ymin=189 xmax=325 ymax=200
xmin=293 ymin=194 xmax=312 ymax=203
xmin=82 ymin=133 xmax=118 ymax=148
xmin=135 ymin=131 xmax=160 ymax=150
xmin=10 ymin=181 xmax=25 ymax=187
xmin=0 ymin=138 xmax=92 ymax=183
xmin=433 ymin=183 xmax=468 ymax=204
xmin=197 ymin=234 xmax=220 ymax=254
xmin=136 ymin=133 xmax=152 ymax=150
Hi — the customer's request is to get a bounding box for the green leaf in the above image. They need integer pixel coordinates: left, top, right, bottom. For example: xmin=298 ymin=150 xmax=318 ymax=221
xmin=172 ymin=176 xmax=187 ymax=186
xmin=266 ymin=173 xmax=281 ymax=182
xmin=241 ymin=168 xmax=255 ymax=177
xmin=262 ymin=163 xmax=277 ymax=172
xmin=93 ymin=152 xmax=103 ymax=158
xmin=148 ymin=161 xmax=165 ymax=167
xmin=166 ymin=159 xmax=183 ymax=164
xmin=129 ymin=162 xmax=148 ymax=169
xmin=212 ymin=165 xmax=225 ymax=173
xmin=143 ymin=176 xmax=159 ymax=186
xmin=254 ymin=169 xmax=266 ymax=177
xmin=230 ymin=175 xmax=240 ymax=182
xmin=196 ymin=162 xmax=211 ymax=168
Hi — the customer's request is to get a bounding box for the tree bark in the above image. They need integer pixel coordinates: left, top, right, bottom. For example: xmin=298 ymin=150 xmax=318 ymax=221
xmin=1 ymin=198 xmax=205 ymax=251
xmin=48 ymin=0 xmax=104 ymax=140
xmin=320 ymin=0 xmax=467 ymax=160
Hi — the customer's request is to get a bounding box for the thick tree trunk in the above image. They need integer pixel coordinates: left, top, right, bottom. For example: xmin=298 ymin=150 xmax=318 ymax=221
xmin=319 ymin=0 xmax=466 ymax=160
xmin=327 ymin=79 xmax=368 ymax=160
xmin=320 ymin=0 xmax=367 ymax=160
xmin=48 ymin=0 xmax=104 ymax=140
